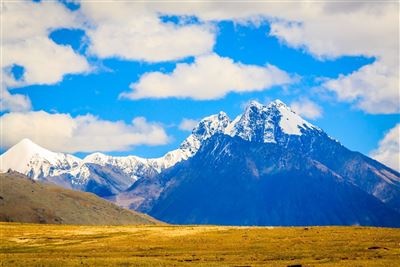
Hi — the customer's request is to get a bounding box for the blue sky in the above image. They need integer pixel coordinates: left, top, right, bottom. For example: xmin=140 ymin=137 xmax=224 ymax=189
xmin=1 ymin=1 xmax=399 ymax=169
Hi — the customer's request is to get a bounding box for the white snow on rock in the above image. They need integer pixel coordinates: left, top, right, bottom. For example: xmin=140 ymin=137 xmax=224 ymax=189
xmin=149 ymin=111 xmax=231 ymax=170
xmin=270 ymin=99 xmax=319 ymax=135
xmin=226 ymin=99 xmax=320 ymax=142
xmin=82 ymin=152 xmax=152 ymax=181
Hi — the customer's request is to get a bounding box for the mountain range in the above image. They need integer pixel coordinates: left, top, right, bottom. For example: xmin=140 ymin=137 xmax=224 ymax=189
xmin=1 ymin=100 xmax=399 ymax=226
xmin=0 ymin=111 xmax=229 ymax=197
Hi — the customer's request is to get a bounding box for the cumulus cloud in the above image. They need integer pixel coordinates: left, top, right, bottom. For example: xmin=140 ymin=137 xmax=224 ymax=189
xmin=179 ymin=118 xmax=199 ymax=131
xmin=112 ymin=2 xmax=398 ymax=112
xmin=266 ymin=3 xmax=399 ymax=114
xmin=157 ymin=2 xmax=398 ymax=114
xmin=121 ymin=54 xmax=292 ymax=100
xmin=2 ymin=2 xmax=397 ymax=115
xmin=1 ymin=1 xmax=90 ymax=112
xmin=0 ymin=111 xmax=170 ymax=153
xmin=268 ymin=4 xmax=397 ymax=60
xmin=159 ymin=2 xmax=396 ymax=60
xmin=290 ymin=98 xmax=322 ymax=120
xmin=370 ymin=124 xmax=400 ymax=171
xmin=3 ymin=37 xmax=90 ymax=87
xmin=2 ymin=1 xmax=90 ymax=87
xmin=322 ymin=61 xmax=399 ymax=114
xmin=0 ymin=88 xmax=32 ymax=113
xmin=80 ymin=2 xmax=215 ymax=62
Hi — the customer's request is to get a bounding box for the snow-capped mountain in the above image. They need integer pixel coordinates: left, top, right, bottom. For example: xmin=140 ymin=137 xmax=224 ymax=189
xmin=0 ymin=138 xmax=80 ymax=180
xmin=118 ymin=100 xmax=400 ymax=227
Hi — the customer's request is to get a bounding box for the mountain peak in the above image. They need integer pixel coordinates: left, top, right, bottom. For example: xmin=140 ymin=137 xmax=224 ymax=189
xmin=269 ymin=100 xmax=319 ymax=136
xmin=192 ymin=111 xmax=230 ymax=138
xmin=0 ymin=138 xmax=81 ymax=179
xmin=83 ymin=152 xmax=108 ymax=162
xmin=0 ymin=138 xmax=56 ymax=174
xmin=246 ymin=100 xmax=264 ymax=109
xmin=3 ymin=138 xmax=56 ymax=163
xmin=270 ymin=99 xmax=285 ymax=106
xmin=18 ymin=137 xmax=36 ymax=145
xmin=16 ymin=138 xmax=43 ymax=151
xmin=226 ymin=99 xmax=321 ymax=142
xmin=244 ymin=99 xmax=287 ymax=111
xmin=268 ymin=99 xmax=292 ymax=112
xmin=165 ymin=111 xmax=232 ymax=168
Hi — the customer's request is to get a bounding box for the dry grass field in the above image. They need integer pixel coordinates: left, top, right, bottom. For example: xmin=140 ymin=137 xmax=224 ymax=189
xmin=1 ymin=223 xmax=400 ymax=266
xmin=0 ymin=172 xmax=159 ymax=226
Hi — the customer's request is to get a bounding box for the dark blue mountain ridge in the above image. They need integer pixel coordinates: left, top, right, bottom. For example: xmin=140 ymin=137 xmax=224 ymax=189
xmin=123 ymin=100 xmax=400 ymax=227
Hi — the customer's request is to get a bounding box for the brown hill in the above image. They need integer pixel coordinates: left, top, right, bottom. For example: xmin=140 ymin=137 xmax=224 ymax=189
xmin=0 ymin=172 xmax=160 ymax=225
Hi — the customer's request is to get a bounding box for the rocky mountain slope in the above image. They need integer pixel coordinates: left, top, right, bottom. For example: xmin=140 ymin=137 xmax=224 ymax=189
xmin=123 ymin=100 xmax=400 ymax=226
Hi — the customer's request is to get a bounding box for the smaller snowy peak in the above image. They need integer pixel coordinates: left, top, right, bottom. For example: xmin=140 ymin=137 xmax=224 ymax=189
xmin=225 ymin=100 xmax=270 ymax=142
xmin=181 ymin=111 xmax=231 ymax=152
xmin=247 ymin=100 xmax=265 ymax=110
xmin=269 ymin=99 xmax=285 ymax=106
xmin=0 ymin=138 xmax=81 ymax=179
xmin=83 ymin=152 xmax=147 ymax=165
xmin=3 ymin=138 xmax=58 ymax=165
xmin=82 ymin=152 xmax=152 ymax=180
xmin=152 ymin=111 xmax=232 ymax=171
xmin=192 ymin=112 xmax=230 ymax=139
xmin=83 ymin=152 xmax=112 ymax=165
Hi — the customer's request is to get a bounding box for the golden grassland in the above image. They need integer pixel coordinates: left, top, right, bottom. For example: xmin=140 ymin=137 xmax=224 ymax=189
xmin=0 ymin=222 xmax=399 ymax=266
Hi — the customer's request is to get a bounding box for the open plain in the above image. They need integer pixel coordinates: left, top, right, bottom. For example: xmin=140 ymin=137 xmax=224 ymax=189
xmin=1 ymin=223 xmax=399 ymax=266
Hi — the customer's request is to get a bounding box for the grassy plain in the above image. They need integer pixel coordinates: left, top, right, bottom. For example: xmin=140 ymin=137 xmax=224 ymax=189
xmin=1 ymin=222 xmax=399 ymax=266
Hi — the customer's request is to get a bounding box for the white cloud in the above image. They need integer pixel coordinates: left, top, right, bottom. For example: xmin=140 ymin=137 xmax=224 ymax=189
xmin=179 ymin=118 xmax=199 ymax=132
xmin=1 ymin=1 xmax=90 ymax=113
xmin=122 ymin=54 xmax=292 ymax=100
xmin=2 ymin=1 xmax=90 ymax=87
xmin=0 ymin=88 xmax=32 ymax=113
xmin=2 ymin=2 xmax=397 ymax=115
xmin=268 ymin=4 xmax=397 ymax=60
xmin=371 ymin=124 xmax=400 ymax=171
xmin=80 ymin=2 xmax=215 ymax=62
xmin=322 ymin=60 xmax=399 ymax=114
xmin=290 ymin=98 xmax=322 ymax=120
xmin=0 ymin=111 xmax=170 ymax=153
xmin=157 ymin=2 xmax=398 ymax=114
xmin=266 ymin=3 xmax=399 ymax=114
xmin=158 ymin=2 xmax=396 ymax=60
xmin=3 ymin=37 xmax=90 ymax=87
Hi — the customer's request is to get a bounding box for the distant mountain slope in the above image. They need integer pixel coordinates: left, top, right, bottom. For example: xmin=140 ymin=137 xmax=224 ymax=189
xmin=146 ymin=134 xmax=400 ymax=227
xmin=0 ymin=172 xmax=160 ymax=225
xmin=0 ymin=139 xmax=156 ymax=197
xmin=124 ymin=100 xmax=400 ymax=227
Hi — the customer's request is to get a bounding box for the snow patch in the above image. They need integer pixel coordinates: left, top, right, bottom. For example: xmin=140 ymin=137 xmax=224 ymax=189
xmin=271 ymin=100 xmax=318 ymax=135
